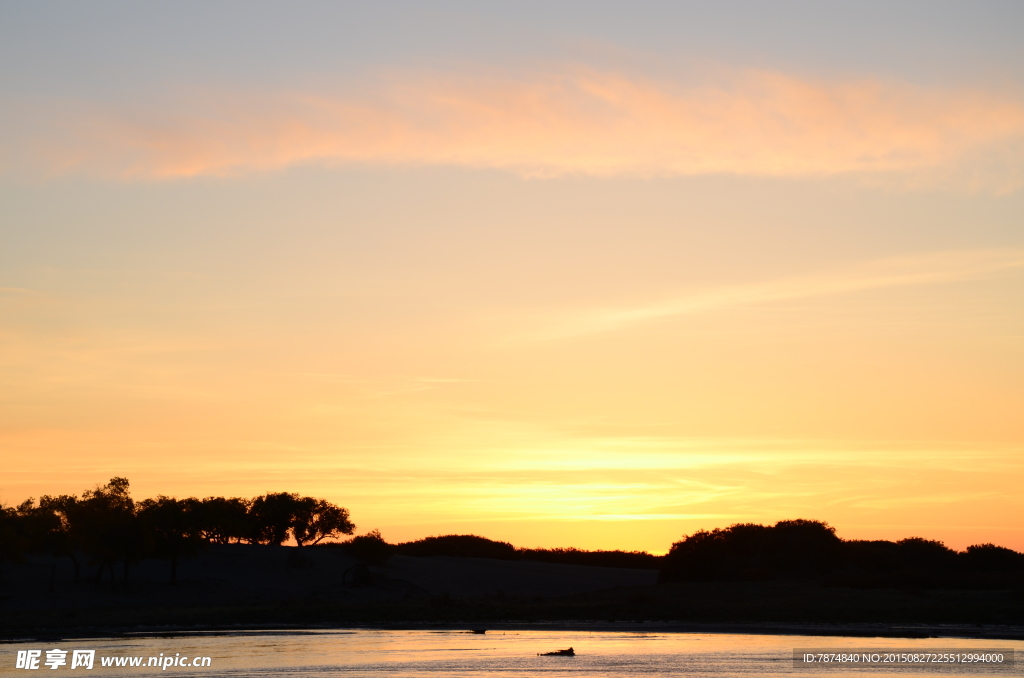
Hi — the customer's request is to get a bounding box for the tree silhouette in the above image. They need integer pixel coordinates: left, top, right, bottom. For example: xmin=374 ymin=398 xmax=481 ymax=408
xmin=15 ymin=499 xmax=58 ymax=554
xmin=292 ymin=497 xmax=354 ymax=546
xmin=0 ymin=504 xmax=26 ymax=579
xmin=138 ymin=496 xmax=204 ymax=584
xmin=77 ymin=477 xmax=142 ymax=586
xmin=14 ymin=498 xmax=71 ymax=591
xmin=247 ymin=492 xmax=300 ymax=545
xmin=38 ymin=494 xmax=84 ymax=583
xmin=198 ymin=496 xmax=251 ymax=544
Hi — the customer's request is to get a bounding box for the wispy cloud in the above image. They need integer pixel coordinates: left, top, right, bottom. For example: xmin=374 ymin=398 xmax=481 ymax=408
xmin=516 ymin=248 xmax=1024 ymax=341
xmin=5 ymin=67 xmax=1024 ymax=188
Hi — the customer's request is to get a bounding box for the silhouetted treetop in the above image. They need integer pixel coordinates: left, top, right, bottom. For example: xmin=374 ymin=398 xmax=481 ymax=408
xmin=660 ymin=519 xmax=843 ymax=582
xmin=395 ymin=534 xmax=518 ymax=559
xmin=0 ymin=478 xmax=358 ymax=586
xmin=248 ymin=492 xmax=299 ymax=546
xmin=197 ymin=496 xmax=250 ymax=544
xmin=292 ymin=497 xmax=354 ymax=546
xmin=659 ymin=519 xmax=1024 ymax=589
xmin=344 ymin=529 xmax=393 ymax=565
xmin=138 ymin=496 xmax=204 ymax=584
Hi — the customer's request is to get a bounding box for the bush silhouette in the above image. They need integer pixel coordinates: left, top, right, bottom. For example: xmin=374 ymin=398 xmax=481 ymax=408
xmin=660 ymin=520 xmax=843 ymax=582
xmin=394 ymin=534 xmax=518 ymax=559
xmin=345 ymin=529 xmax=393 ymax=565
xmin=660 ymin=519 xmax=1024 ymax=589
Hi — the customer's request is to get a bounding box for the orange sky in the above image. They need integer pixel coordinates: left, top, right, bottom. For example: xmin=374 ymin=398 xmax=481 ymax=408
xmin=2 ymin=4 xmax=1023 ymax=553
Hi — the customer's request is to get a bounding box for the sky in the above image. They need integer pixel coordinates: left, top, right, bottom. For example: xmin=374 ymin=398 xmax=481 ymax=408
xmin=1 ymin=1 xmax=1023 ymax=553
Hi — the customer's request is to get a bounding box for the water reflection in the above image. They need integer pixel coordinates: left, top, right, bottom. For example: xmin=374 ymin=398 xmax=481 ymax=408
xmin=5 ymin=630 xmax=1020 ymax=676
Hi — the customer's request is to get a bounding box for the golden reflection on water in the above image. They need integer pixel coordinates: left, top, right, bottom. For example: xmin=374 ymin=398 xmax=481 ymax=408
xmin=5 ymin=630 xmax=1020 ymax=676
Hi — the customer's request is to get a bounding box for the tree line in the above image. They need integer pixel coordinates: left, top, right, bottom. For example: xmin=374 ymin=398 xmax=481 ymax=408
xmin=659 ymin=519 xmax=1024 ymax=589
xmin=6 ymin=479 xmax=1021 ymax=592
xmin=0 ymin=479 xmax=665 ymax=584
xmin=0 ymin=477 xmax=354 ymax=585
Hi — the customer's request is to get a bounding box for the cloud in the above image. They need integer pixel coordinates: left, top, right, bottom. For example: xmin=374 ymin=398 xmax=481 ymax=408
xmin=4 ymin=66 xmax=1024 ymax=187
xmin=516 ymin=248 xmax=1024 ymax=341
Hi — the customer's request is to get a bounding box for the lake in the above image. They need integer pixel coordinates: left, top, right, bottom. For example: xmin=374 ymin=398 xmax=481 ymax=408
xmin=5 ymin=629 xmax=1020 ymax=677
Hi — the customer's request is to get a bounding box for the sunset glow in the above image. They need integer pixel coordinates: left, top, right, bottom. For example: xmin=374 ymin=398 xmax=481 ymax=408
xmin=2 ymin=3 xmax=1022 ymax=554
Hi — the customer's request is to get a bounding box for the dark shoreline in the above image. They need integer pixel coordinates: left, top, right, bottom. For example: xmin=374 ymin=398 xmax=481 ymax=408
xmin=4 ymin=546 xmax=1021 ymax=643
xmin=6 ymin=621 xmax=1024 ymax=644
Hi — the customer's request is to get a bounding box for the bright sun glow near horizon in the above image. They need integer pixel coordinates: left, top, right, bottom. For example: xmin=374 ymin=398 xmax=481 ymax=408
xmin=2 ymin=2 xmax=1023 ymax=554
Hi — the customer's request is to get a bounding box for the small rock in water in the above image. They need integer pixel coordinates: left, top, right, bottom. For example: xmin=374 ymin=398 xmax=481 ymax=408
xmin=538 ymin=647 xmax=575 ymax=656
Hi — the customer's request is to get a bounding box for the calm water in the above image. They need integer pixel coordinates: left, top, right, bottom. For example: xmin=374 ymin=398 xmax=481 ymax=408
xmin=4 ymin=629 xmax=1020 ymax=677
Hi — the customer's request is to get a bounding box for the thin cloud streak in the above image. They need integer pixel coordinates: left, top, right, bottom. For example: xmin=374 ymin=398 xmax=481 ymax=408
xmin=5 ymin=67 xmax=1024 ymax=188
xmin=516 ymin=248 xmax=1024 ymax=342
